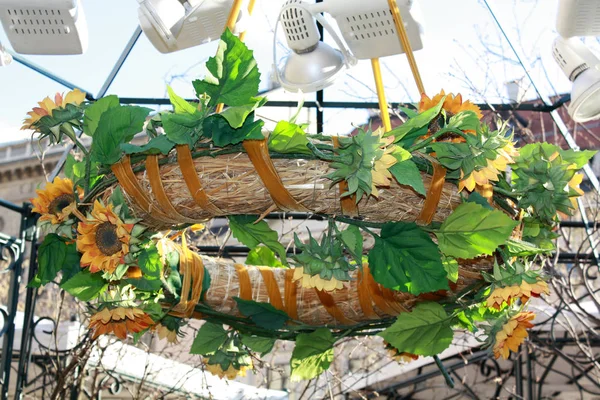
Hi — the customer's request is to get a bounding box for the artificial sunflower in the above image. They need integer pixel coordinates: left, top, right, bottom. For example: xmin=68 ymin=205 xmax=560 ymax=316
xmin=89 ymin=306 xmax=154 ymax=340
xmin=458 ymin=161 xmax=501 ymax=192
xmin=371 ymin=135 xmax=398 ymax=197
xmin=204 ymin=360 xmax=253 ymax=380
xmin=568 ymin=172 xmax=584 ymax=209
xmin=385 ymin=342 xmax=419 ymax=363
xmin=31 ymin=176 xmax=82 ymax=225
xmin=22 ymin=88 xmax=86 ymax=130
xmin=292 ymin=266 xmax=345 ymax=291
xmin=419 ymin=90 xmax=483 ymax=140
xmin=155 ymin=323 xmax=179 ymax=344
xmin=486 ymin=280 xmax=550 ymax=310
xmin=493 ymin=311 xmax=535 ymax=360
xmin=77 ymin=200 xmax=134 ymax=274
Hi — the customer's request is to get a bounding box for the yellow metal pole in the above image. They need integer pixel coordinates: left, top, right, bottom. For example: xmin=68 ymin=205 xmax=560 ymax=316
xmin=387 ymin=0 xmax=425 ymax=95
xmin=215 ymin=0 xmax=246 ymax=113
xmin=371 ymin=58 xmax=392 ymax=132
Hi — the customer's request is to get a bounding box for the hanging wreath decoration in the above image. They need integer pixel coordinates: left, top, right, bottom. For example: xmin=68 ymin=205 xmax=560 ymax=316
xmin=26 ymin=30 xmax=593 ymax=381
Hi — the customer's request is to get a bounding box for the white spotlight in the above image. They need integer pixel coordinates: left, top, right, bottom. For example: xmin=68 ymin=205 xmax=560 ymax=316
xmin=553 ymin=37 xmax=600 ymax=123
xmin=138 ymin=0 xmax=247 ymax=54
xmin=0 ymin=0 xmax=88 ymax=55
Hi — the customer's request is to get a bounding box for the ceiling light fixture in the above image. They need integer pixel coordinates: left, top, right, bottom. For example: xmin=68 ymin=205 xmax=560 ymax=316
xmin=0 ymin=0 xmax=88 ymax=55
xmin=138 ymin=0 xmax=248 ymax=54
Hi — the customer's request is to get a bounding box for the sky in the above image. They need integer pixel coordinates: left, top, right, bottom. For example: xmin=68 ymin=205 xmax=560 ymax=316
xmin=0 ymin=0 xmax=583 ymax=145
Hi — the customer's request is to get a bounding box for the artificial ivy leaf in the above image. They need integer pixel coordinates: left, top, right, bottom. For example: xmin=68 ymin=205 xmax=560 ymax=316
xmin=368 ymin=222 xmax=448 ymax=295
xmin=442 ymin=256 xmax=459 ymax=283
xmin=190 ymin=322 xmax=228 ymax=355
xmin=192 ymin=29 xmax=260 ymax=107
xmin=240 ymin=334 xmax=276 ymax=356
xmin=60 ymin=270 xmax=107 ymax=301
xmin=386 ymin=97 xmax=445 ymax=145
xmin=83 ymin=95 xmax=120 ymax=136
xmin=233 ymin=297 xmax=290 ymax=329
xmin=162 ymin=112 xmax=203 ymax=148
xmin=120 ymin=135 xmax=176 ymax=156
xmin=91 ymin=106 xmax=152 ymax=166
xmin=339 ymin=225 xmax=363 ymax=260
xmin=290 ymin=328 xmax=335 ymax=382
xmin=137 ymin=245 xmax=162 ymax=279
xmin=389 ymin=159 xmax=426 ymax=196
xmin=60 ymin=242 xmax=82 ymax=284
xmin=505 ymin=238 xmax=551 ymax=256
xmin=220 ymin=97 xmax=267 ymax=128
xmin=378 ymin=302 xmax=453 ymax=356
xmin=268 ymin=120 xmax=311 ymax=155
xmin=36 ymin=234 xmax=67 ymax=285
xmin=466 ymin=191 xmax=494 ymax=210
xmin=446 ymin=110 xmax=480 ymax=132
xmin=228 ymin=215 xmax=287 ymax=263
xmin=203 ymin=112 xmax=264 ymax=147
xmin=64 ymin=154 xmax=81 ymax=181
xmin=430 ymin=142 xmax=471 ymax=171
xmin=167 ymin=85 xmax=198 ymax=114
xmin=558 ymin=148 xmax=596 ymax=169
xmin=125 ymin=277 xmax=162 ymax=292
xmin=245 ymin=246 xmax=284 ymax=268
xmin=436 ymin=202 xmax=518 ymax=259
xmin=163 ymin=251 xmax=182 ymax=297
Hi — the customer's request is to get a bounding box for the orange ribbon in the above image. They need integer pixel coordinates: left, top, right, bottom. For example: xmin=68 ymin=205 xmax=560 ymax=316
xmin=176 ymin=145 xmax=222 ymax=215
xmin=417 ymin=161 xmax=447 ymax=225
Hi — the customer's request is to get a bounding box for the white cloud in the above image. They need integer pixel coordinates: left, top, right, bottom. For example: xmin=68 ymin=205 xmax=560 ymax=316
xmin=0 ymin=119 xmax=33 ymax=146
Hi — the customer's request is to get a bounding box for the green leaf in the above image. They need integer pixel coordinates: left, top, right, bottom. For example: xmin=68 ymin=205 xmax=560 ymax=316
xmin=192 ymin=29 xmax=260 ymax=107
xmin=389 ymin=159 xmax=426 ymax=196
xmin=203 ymin=112 xmax=264 ymax=147
xmin=240 ymin=334 xmax=276 ymax=356
xmin=442 ymin=256 xmax=459 ymax=283
xmin=60 ymin=243 xmax=82 ymax=284
xmin=245 ymin=246 xmax=284 ymax=268
xmin=120 ymin=135 xmax=175 ymax=156
xmin=190 ymin=322 xmax=228 ymax=355
xmin=220 ymin=97 xmax=267 ymax=128
xmin=386 ymin=97 xmax=445 ymax=144
xmin=60 ymin=270 xmax=107 ymax=301
xmin=37 ymin=234 xmax=67 ymax=285
xmin=137 ymin=245 xmax=162 ymax=279
xmin=447 ymin=110 xmax=480 ymax=131
xmin=167 ymin=85 xmax=198 ymax=114
xmin=378 ymin=302 xmax=453 ymax=356
xmin=290 ymin=328 xmax=335 ymax=382
xmin=83 ymin=95 xmax=120 ymax=136
xmin=126 ymin=277 xmax=162 ymax=292
xmin=63 ymin=154 xmax=82 ymax=181
xmin=436 ymin=202 xmax=518 ymax=259
xmin=339 ymin=225 xmax=363 ymax=260
xmin=430 ymin=142 xmax=471 ymax=171
xmin=559 ymin=148 xmax=596 ymax=169
xmin=162 ymin=112 xmax=204 ymax=148
xmin=91 ymin=106 xmax=152 ymax=166
xmin=268 ymin=121 xmax=311 ymax=155
xmin=466 ymin=192 xmax=494 ymax=210
xmin=506 ymin=238 xmax=551 ymax=256
xmin=228 ymin=215 xmax=287 ymax=263
xmin=368 ymin=222 xmax=448 ymax=295
xmin=234 ymin=297 xmax=290 ymax=329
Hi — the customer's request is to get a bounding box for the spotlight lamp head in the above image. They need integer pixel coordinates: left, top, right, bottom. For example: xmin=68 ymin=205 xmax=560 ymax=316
xmin=552 ymin=37 xmax=600 ymax=123
xmin=274 ymin=0 xmax=357 ymax=93
xmin=138 ymin=0 xmax=247 ymax=54
xmin=0 ymin=0 xmax=88 ymax=55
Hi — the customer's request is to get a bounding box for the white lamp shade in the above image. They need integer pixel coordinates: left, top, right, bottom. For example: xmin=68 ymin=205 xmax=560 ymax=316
xmin=556 ymin=0 xmax=600 ymax=37
xmin=279 ymin=41 xmax=345 ymax=93
xmin=569 ymin=67 xmax=600 ymax=122
xmin=0 ymin=0 xmax=88 ymax=55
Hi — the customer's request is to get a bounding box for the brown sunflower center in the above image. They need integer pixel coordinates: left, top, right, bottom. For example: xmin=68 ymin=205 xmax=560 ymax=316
xmin=49 ymin=193 xmax=75 ymax=215
xmin=95 ymin=222 xmax=122 ymax=256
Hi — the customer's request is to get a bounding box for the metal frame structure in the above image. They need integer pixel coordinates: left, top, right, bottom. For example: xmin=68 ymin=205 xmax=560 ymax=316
xmin=0 ymin=3 xmax=599 ymax=399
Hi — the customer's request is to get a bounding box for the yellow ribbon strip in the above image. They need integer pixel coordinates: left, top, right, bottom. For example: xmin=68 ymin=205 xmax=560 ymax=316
xmin=111 ymin=156 xmax=172 ymax=224
xmin=416 ymin=162 xmax=447 ymax=225
xmin=258 ymin=266 xmax=285 ymax=311
xmin=234 ymin=263 xmax=253 ymax=301
xmin=146 ymin=155 xmax=197 ymax=224
xmin=242 ymin=139 xmax=308 ymax=212
xmin=315 ymin=289 xmax=357 ymax=325
xmin=284 ymin=269 xmax=299 ymax=320
xmin=176 ymin=145 xmax=222 ymax=215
